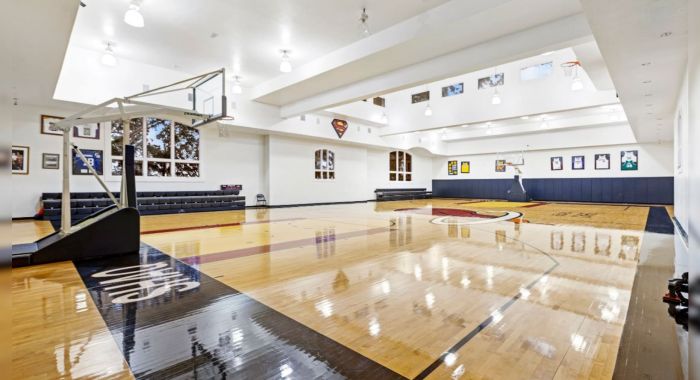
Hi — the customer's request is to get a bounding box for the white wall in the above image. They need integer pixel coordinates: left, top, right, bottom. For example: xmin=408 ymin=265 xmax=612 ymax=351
xmin=433 ymin=143 xmax=673 ymax=180
xmin=11 ymin=104 xmax=267 ymax=217
xmin=266 ymin=135 xmax=433 ymax=205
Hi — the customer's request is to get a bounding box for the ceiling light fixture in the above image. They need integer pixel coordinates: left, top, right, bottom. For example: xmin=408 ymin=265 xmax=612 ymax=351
xmin=101 ymin=42 xmax=117 ymax=66
xmin=231 ymin=76 xmax=243 ymax=94
xmin=360 ymin=8 xmax=371 ymax=37
xmin=124 ymin=0 xmax=144 ymax=28
xmin=279 ymin=50 xmax=292 ymax=73
xmin=424 ymin=103 xmax=433 ymax=117
xmin=380 ymin=112 xmax=388 ymax=124
xmin=570 ymin=67 xmax=583 ymax=91
xmin=491 ymin=88 xmax=501 ymax=105
xmin=520 ymin=116 xmax=529 ymax=120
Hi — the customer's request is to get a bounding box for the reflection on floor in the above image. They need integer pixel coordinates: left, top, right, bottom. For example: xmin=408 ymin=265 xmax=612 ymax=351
xmin=11 ymin=199 xmax=677 ymax=379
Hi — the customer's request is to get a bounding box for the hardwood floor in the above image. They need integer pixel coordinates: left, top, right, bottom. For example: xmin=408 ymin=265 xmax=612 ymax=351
xmin=11 ymin=199 xmax=671 ymax=379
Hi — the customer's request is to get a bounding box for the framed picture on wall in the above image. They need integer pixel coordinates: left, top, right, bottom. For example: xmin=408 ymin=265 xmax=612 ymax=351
xmin=411 ymin=91 xmax=430 ymax=104
xmin=572 ymin=155 xmax=585 ymax=170
xmin=40 ymin=115 xmax=65 ymax=136
xmin=73 ymin=123 xmax=101 ymax=139
xmin=42 ymin=153 xmax=60 ymax=169
xmin=448 ymin=160 xmax=458 ymax=175
xmin=594 ymin=154 xmax=610 ymax=170
xmin=495 ymin=159 xmax=506 ymax=172
xmin=12 ymin=146 xmax=30 ymax=175
xmin=550 ymin=156 xmax=563 ymax=171
xmin=478 ymin=73 xmax=504 ymax=89
xmin=460 ymin=161 xmax=470 ymax=173
xmin=621 ymin=150 xmax=638 ymax=171
xmin=72 ymin=149 xmax=103 ymax=175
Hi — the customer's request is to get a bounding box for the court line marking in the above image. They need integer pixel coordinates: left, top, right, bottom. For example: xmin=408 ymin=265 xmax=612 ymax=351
xmin=179 ymin=226 xmax=394 ymax=265
xmin=430 ymin=211 xmax=522 ymax=225
xmin=141 ymin=217 xmax=305 ymax=235
xmin=413 ymin=227 xmax=560 ymax=380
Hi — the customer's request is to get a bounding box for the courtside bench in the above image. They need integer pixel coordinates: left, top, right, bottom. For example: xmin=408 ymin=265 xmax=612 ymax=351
xmin=374 ymin=188 xmax=432 ymax=201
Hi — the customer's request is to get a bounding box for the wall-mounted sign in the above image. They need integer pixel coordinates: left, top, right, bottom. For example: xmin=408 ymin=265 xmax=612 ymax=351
xmin=331 ymin=119 xmax=348 ymax=139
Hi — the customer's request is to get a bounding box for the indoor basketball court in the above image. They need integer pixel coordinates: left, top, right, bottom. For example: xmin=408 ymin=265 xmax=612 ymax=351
xmin=7 ymin=1 xmax=698 ymax=379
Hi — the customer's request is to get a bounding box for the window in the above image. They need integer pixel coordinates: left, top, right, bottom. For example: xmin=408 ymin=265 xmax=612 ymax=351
xmin=389 ymin=151 xmax=412 ymax=181
xmin=110 ymin=117 xmax=200 ymax=178
xmin=520 ymin=62 xmax=553 ymax=81
xmin=315 ymin=149 xmax=335 ymax=180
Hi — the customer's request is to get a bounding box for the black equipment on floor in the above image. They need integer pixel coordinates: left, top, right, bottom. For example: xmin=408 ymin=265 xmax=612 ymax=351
xmin=375 ymin=188 xmax=432 ymax=201
xmin=505 ymin=175 xmax=528 ymax=202
xmin=662 ymin=272 xmax=689 ymax=330
xmin=12 ymin=145 xmax=141 ymax=267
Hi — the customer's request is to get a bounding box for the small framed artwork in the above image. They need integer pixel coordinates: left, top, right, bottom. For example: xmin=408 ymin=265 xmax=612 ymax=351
xmin=72 ymin=149 xmax=103 ymax=175
xmin=12 ymin=146 xmax=30 ymax=175
xmin=478 ymin=73 xmax=504 ymax=89
xmin=411 ymin=91 xmax=430 ymax=104
xmin=460 ymin=161 xmax=470 ymax=173
xmin=442 ymin=83 xmax=464 ymax=97
xmin=621 ymin=150 xmax=638 ymax=171
xmin=73 ymin=123 xmax=101 ymax=139
xmin=448 ymin=160 xmax=458 ymax=175
xmin=550 ymin=156 xmax=563 ymax=171
xmin=572 ymin=155 xmax=585 ymax=170
xmin=594 ymin=154 xmax=610 ymax=170
xmin=40 ymin=114 xmax=65 ymax=136
xmin=42 ymin=153 xmax=60 ymax=169
xmin=495 ymin=159 xmax=506 ymax=172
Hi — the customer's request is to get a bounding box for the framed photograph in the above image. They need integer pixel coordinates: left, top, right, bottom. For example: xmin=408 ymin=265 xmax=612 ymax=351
xmin=495 ymin=159 xmax=506 ymax=172
xmin=478 ymin=73 xmax=504 ymax=90
xmin=12 ymin=146 xmax=30 ymax=175
xmin=460 ymin=161 xmax=470 ymax=173
xmin=572 ymin=155 xmax=585 ymax=170
xmin=40 ymin=114 xmax=65 ymax=136
xmin=594 ymin=154 xmax=610 ymax=170
xmin=42 ymin=153 xmax=60 ymax=169
xmin=550 ymin=156 xmax=563 ymax=171
xmin=442 ymin=83 xmax=464 ymax=97
xmin=73 ymin=123 xmax=101 ymax=139
xmin=411 ymin=91 xmax=430 ymax=104
xmin=448 ymin=160 xmax=458 ymax=175
xmin=621 ymin=150 xmax=638 ymax=171
xmin=72 ymin=149 xmax=103 ymax=175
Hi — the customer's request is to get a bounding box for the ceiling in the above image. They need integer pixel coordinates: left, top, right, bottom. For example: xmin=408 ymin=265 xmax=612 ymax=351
xmin=70 ymin=0 xmax=448 ymax=87
xmin=580 ymin=0 xmax=687 ymax=142
xmin=3 ymin=0 xmax=79 ymax=107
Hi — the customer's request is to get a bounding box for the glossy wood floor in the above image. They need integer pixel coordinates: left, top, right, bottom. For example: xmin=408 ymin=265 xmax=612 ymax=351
xmin=12 ymin=199 xmax=666 ymax=379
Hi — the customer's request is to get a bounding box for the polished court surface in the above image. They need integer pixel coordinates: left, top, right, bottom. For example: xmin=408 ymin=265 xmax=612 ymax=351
xmin=11 ymin=199 xmax=674 ymax=379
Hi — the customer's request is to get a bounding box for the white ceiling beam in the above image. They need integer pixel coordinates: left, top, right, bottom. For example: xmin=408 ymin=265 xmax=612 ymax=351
xmin=279 ymin=13 xmax=593 ymax=119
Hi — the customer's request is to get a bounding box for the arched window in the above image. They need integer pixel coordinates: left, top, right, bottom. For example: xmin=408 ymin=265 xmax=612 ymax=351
xmin=389 ymin=151 xmax=412 ymax=181
xmin=315 ymin=149 xmax=335 ymax=180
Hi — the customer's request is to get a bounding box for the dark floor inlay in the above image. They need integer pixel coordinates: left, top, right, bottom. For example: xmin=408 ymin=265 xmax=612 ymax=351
xmin=644 ymin=206 xmax=674 ymax=234
xmin=74 ymin=244 xmax=406 ymax=380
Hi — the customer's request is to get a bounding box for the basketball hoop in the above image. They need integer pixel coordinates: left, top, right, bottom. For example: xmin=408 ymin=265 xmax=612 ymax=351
xmin=561 ymin=60 xmax=581 ymax=77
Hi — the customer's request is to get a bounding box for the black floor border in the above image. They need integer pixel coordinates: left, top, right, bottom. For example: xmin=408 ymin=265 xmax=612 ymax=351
xmin=73 ymin=243 xmax=407 ymax=380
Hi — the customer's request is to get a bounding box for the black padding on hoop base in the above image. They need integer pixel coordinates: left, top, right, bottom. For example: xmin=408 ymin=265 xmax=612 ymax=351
xmin=506 ymin=175 xmax=528 ymax=202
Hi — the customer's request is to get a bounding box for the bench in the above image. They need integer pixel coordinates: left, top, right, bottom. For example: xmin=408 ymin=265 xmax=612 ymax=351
xmin=374 ymin=188 xmax=432 ymax=201
xmin=41 ymin=190 xmax=246 ymax=227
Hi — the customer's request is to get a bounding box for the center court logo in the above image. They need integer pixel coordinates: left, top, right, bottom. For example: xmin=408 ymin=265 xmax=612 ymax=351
xmin=91 ymin=262 xmax=200 ymax=304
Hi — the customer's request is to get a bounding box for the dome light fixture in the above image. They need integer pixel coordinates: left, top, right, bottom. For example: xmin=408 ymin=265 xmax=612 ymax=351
xmin=124 ymin=0 xmax=144 ymax=28
xmin=491 ymin=88 xmax=501 ymax=105
xmin=231 ymin=76 xmax=243 ymax=94
xmin=424 ymin=103 xmax=433 ymax=117
xmin=101 ymin=42 xmax=117 ymax=67
xmin=279 ymin=50 xmax=292 ymax=73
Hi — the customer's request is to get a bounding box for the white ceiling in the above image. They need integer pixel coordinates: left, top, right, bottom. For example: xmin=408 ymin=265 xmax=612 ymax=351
xmin=70 ymin=0 xmax=448 ymax=87
xmin=580 ymin=0 xmax=687 ymax=142
xmin=3 ymin=0 xmax=79 ymax=107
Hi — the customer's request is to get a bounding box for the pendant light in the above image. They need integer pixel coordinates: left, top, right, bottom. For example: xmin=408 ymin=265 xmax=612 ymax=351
xmin=231 ymin=76 xmax=243 ymax=94
xmin=280 ymin=50 xmax=292 ymax=73
xmin=101 ymin=42 xmax=117 ymax=66
xmin=124 ymin=0 xmax=144 ymax=28
xmin=424 ymin=103 xmax=433 ymax=117
xmin=491 ymin=88 xmax=501 ymax=105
